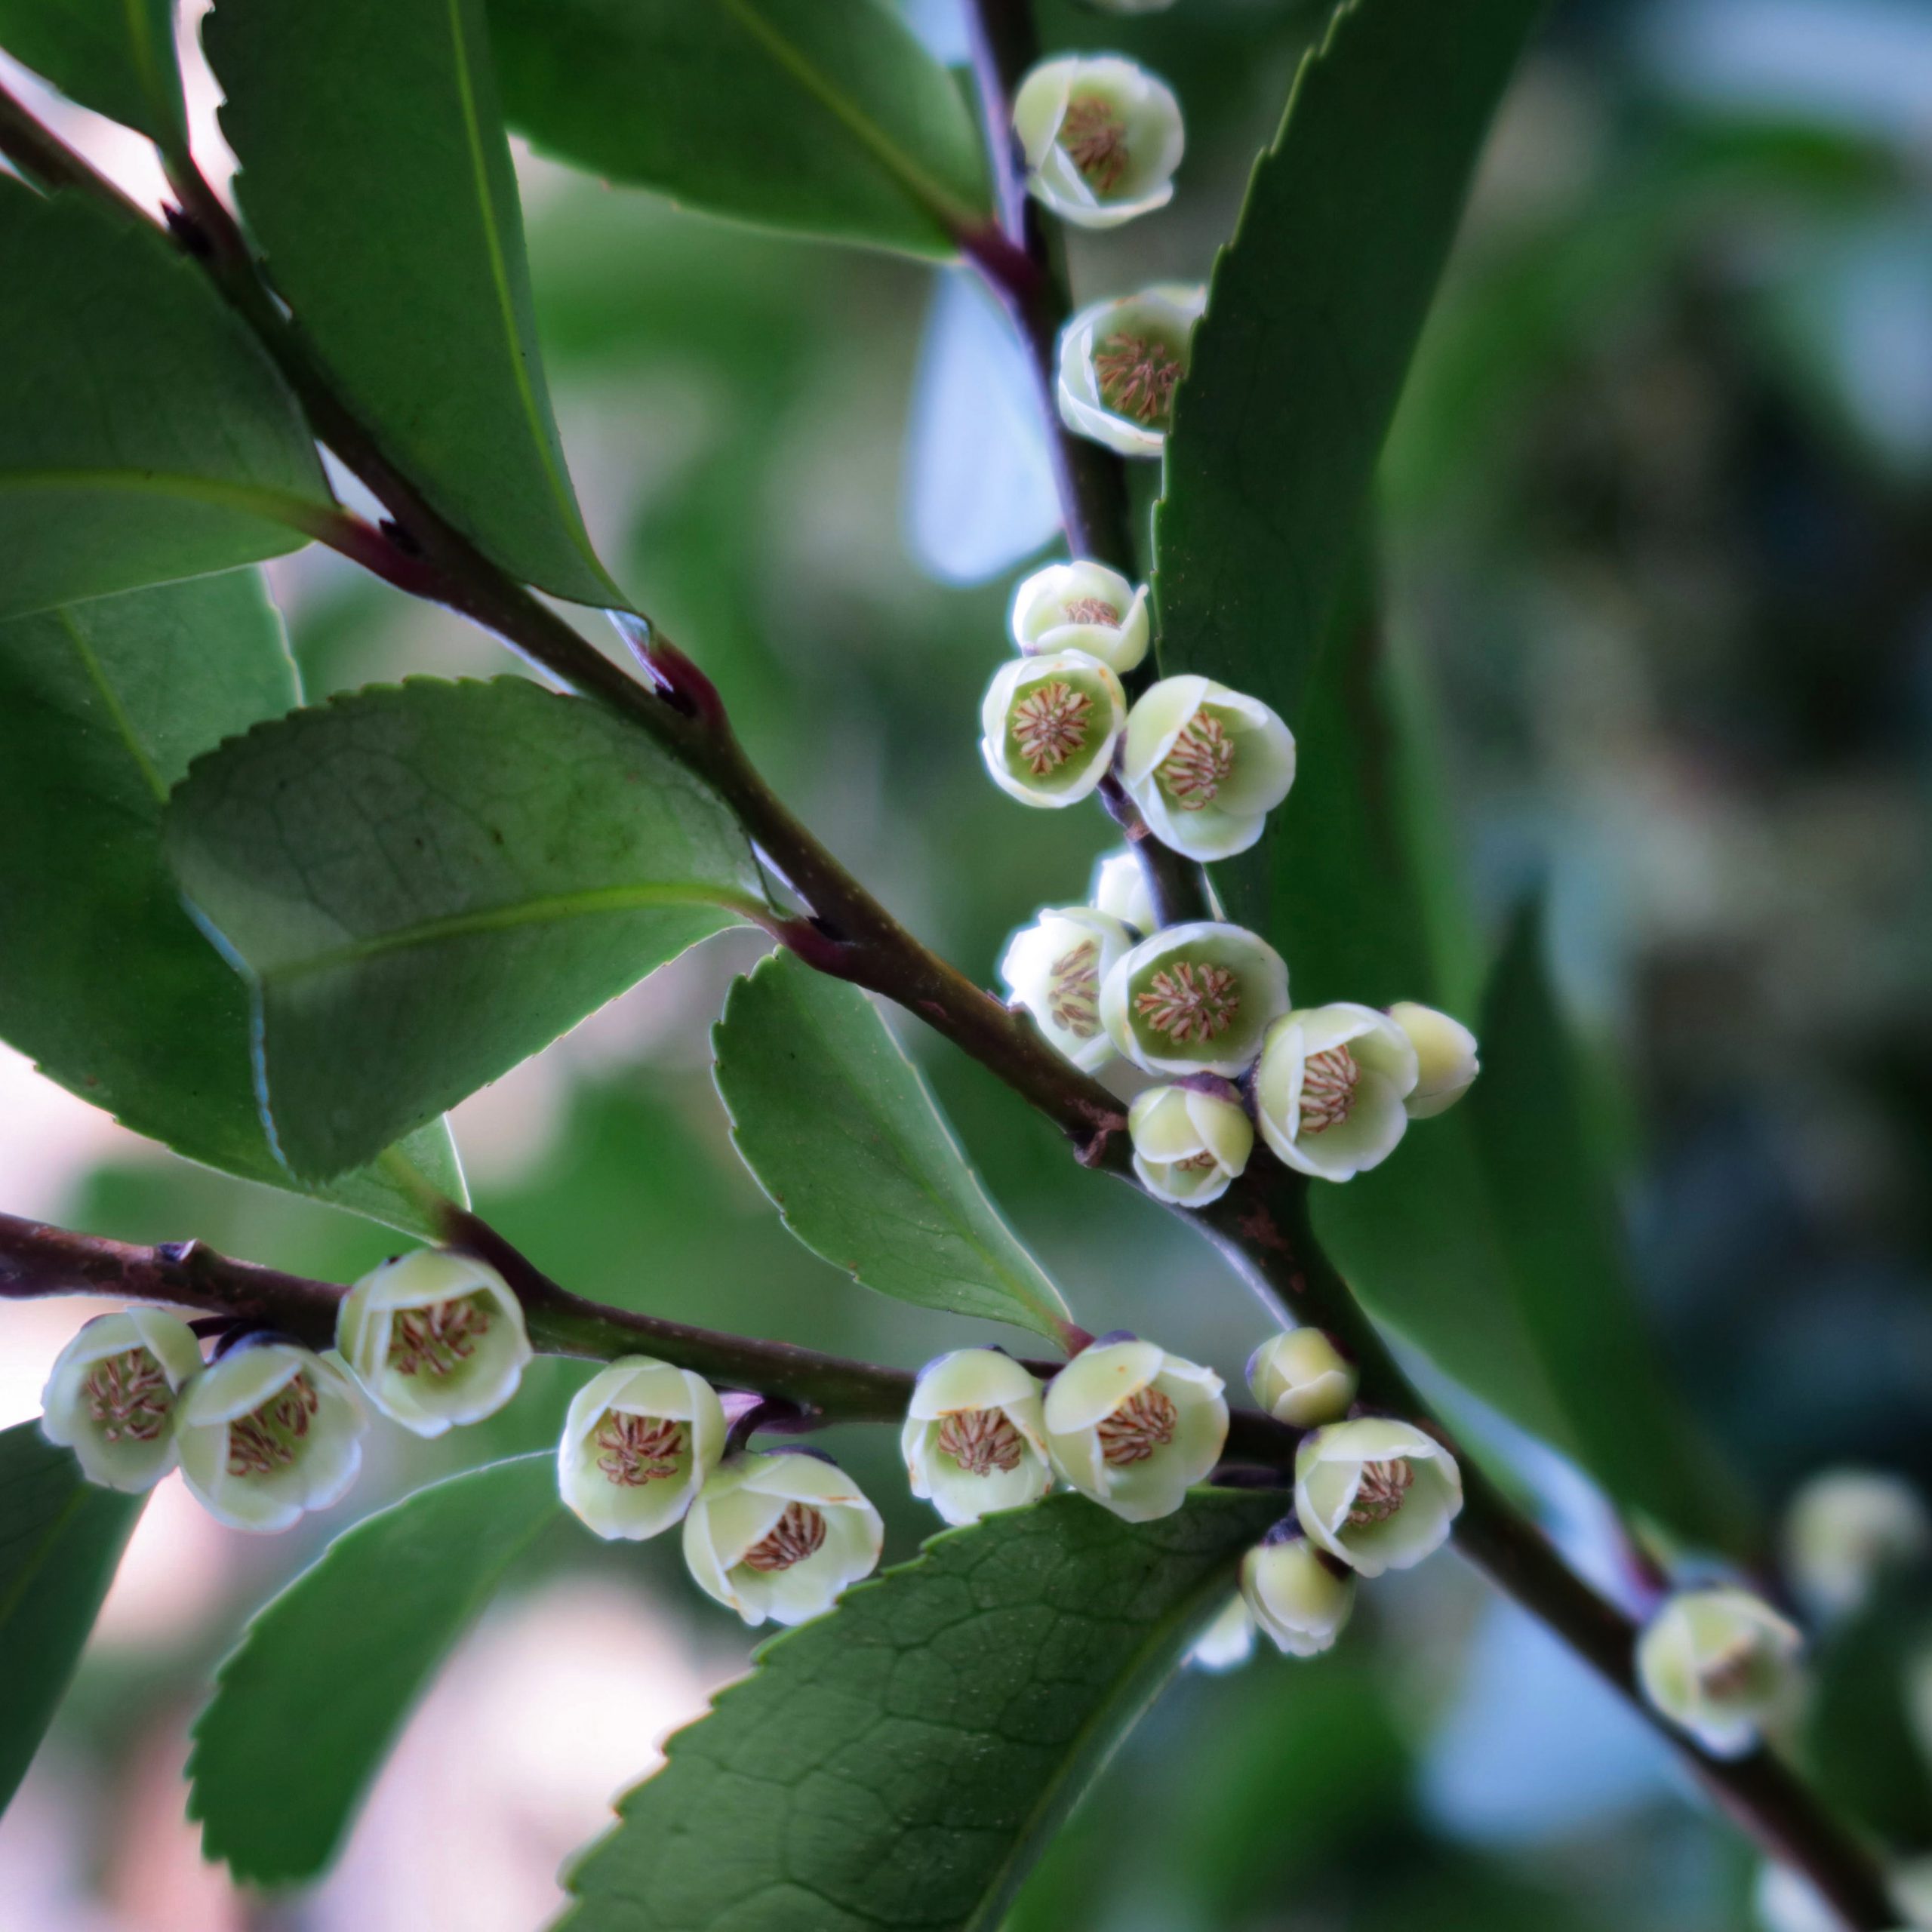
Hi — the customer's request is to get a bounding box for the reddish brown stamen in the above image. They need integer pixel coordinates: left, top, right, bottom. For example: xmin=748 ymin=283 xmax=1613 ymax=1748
xmin=1062 ymin=596 xmax=1121 ymax=626
xmin=1346 ymin=1458 xmax=1413 ymax=1526
xmin=1173 ymin=1150 xmax=1220 ymax=1173
xmin=83 ymin=1347 xmax=172 ymax=1444
xmin=1094 ymin=334 xmax=1182 ymax=427
xmin=226 ymin=1374 xmax=320 ymax=1478
xmin=387 ymin=1294 xmax=493 ymax=1378
xmin=1156 ymin=713 xmax=1236 ymax=811
xmin=1060 ymin=94 xmax=1130 ymax=193
xmin=742 ymin=1500 xmax=828 ymax=1573
xmin=1698 ymin=1635 xmax=1761 ymax=1700
xmin=595 ymin=1411 xmax=688 ymax=1486
xmin=1011 ymin=680 xmax=1094 ymax=776
xmin=1134 ymin=961 xmax=1239 ymax=1044
xmin=1098 ymin=1386 xmax=1179 ymax=1466
xmin=1048 ymin=938 xmax=1102 ymax=1038
xmin=1298 ymin=1046 xmax=1360 ymax=1135
xmin=937 ymin=1407 xmax=1027 ymax=1476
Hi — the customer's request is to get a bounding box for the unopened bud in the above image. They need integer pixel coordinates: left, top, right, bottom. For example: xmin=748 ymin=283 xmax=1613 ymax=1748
xmin=1089 ymin=846 xmax=1155 ymax=934
xmin=1128 ymin=1081 xmax=1252 ymax=1206
xmin=1241 ymin=1535 xmax=1355 ymax=1657
xmin=1187 ymin=1593 xmax=1257 ymax=1672
xmin=1386 ymin=1001 xmax=1480 ymax=1118
xmin=1782 ymin=1466 xmax=1931 ymax=1622
xmin=1247 ymin=1329 xmax=1358 ymax=1429
xmin=1009 ymin=560 xmax=1149 ymax=673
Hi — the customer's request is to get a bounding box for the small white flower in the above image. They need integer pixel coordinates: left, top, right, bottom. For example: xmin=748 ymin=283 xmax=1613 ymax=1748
xmin=1635 ymin=1587 xmax=1803 ymax=1758
xmin=1128 ymin=1080 xmax=1252 ymax=1206
xmin=1043 ymin=1337 xmax=1228 ymax=1523
xmin=1241 ymin=1535 xmax=1355 ymax=1657
xmin=999 ymin=906 xmax=1137 ymax=1071
xmin=1253 ymin=1004 xmax=1419 ymax=1182
xmin=558 ymin=1356 xmax=727 ymax=1542
xmin=1247 ymin=1329 xmax=1358 ymax=1429
xmin=1009 ymin=559 xmax=1150 ymax=674
xmin=1121 ymin=677 xmax=1296 ymax=862
xmin=1294 ymin=1417 xmax=1463 ymax=1577
xmin=1188 ymin=1593 xmax=1257 ymax=1672
xmin=336 ymin=1248 xmax=533 ymax=1438
xmin=1058 ymin=283 xmax=1205 ymax=458
xmin=1781 ymin=1466 xmax=1931 ymax=1623
xmin=1014 ymin=55 xmax=1183 ymax=231
xmin=39 ymin=1309 xmax=203 ymax=1493
xmin=1100 ymin=921 xmax=1289 ymax=1078
xmin=682 ymin=1450 xmax=884 ymax=1627
xmin=1089 ymin=845 xmax=1155 ymax=934
xmin=980 ymin=650 xmax=1127 ymax=808
xmin=901 ymin=1348 xmax=1052 ymax=1527
xmin=175 ymin=1341 xmax=365 ymax=1534
xmin=1386 ymin=1001 xmax=1481 ymax=1118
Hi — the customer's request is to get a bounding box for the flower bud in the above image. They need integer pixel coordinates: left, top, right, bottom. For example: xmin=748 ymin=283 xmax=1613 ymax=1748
xmin=1294 ymin=1417 xmax=1463 ymax=1577
xmin=1089 ymin=846 xmax=1155 ymax=935
xmin=1100 ymin=921 xmax=1289 ymax=1078
xmin=1246 ymin=1329 xmax=1358 ymax=1429
xmin=1058 ymin=283 xmax=1205 ymax=458
xmin=1121 ymin=677 xmax=1296 ymax=863
xmin=1043 ymin=1337 xmax=1228 ymax=1523
xmin=1187 ymin=1593 xmax=1256 ymax=1672
xmin=1241 ymin=1535 xmax=1355 ymax=1657
xmin=980 ymin=650 xmax=1127 ymax=808
xmin=1386 ymin=1001 xmax=1480 ymax=1118
xmin=336 ymin=1247 xmax=532 ymax=1438
xmin=999 ymin=906 xmax=1137 ymax=1071
xmin=1013 ymin=56 xmax=1183 ymax=231
xmin=558 ymin=1356 xmax=727 ymax=1542
xmin=175 ymin=1340 xmax=365 ymax=1534
xmin=1009 ymin=560 xmax=1150 ymax=674
xmin=901 ymin=1348 xmax=1052 ymax=1527
xmin=681 ymin=1450 xmax=884 ymax=1627
xmin=1253 ymin=1004 xmax=1420 ymax=1182
xmin=1781 ymin=1466 xmax=1931 ymax=1622
xmin=39 ymin=1309 xmax=203 ymax=1493
xmin=1128 ymin=1081 xmax=1252 ymax=1206
xmin=1635 ymin=1587 xmax=1802 ymax=1758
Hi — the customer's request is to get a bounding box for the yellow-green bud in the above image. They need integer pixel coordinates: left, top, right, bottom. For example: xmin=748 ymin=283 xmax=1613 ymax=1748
xmin=1241 ymin=1535 xmax=1355 ymax=1657
xmin=1128 ymin=1081 xmax=1253 ymax=1206
xmin=1246 ymin=1329 xmax=1358 ymax=1429
xmin=1387 ymin=1001 xmax=1480 ymax=1118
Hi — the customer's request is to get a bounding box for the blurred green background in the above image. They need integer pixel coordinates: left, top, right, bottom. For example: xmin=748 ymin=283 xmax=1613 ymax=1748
xmin=7 ymin=0 xmax=1932 ymax=1927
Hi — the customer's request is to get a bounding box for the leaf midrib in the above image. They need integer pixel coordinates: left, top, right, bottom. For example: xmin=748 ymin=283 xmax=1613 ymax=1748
xmin=55 ymin=607 xmax=166 ymax=804
xmin=1 ymin=468 xmax=327 ymax=534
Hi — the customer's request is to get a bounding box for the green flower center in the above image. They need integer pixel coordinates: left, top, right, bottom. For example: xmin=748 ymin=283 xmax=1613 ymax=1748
xmin=1156 ymin=712 xmax=1236 ymax=811
xmin=1061 ymin=94 xmax=1130 ymax=193
xmin=595 ymin=1411 xmax=687 ymax=1486
xmin=743 ymin=1500 xmax=827 ymax=1573
xmin=1048 ymin=937 xmax=1102 ymax=1038
xmin=226 ymin=1374 xmax=320 ymax=1478
xmin=83 ymin=1346 xmax=172 ymax=1444
xmin=1134 ymin=959 xmax=1239 ymax=1044
xmin=1011 ymin=678 xmax=1094 ymax=776
xmin=1098 ymin=1386 xmax=1178 ymax=1466
xmin=387 ymin=1293 xmax=493 ymax=1378
xmin=1347 ymin=1457 xmax=1413 ymax=1526
xmin=1299 ymin=1046 xmax=1361 ymax=1136
xmin=1094 ymin=332 xmax=1183 ymax=427
xmin=937 ymin=1407 xmax=1026 ymax=1476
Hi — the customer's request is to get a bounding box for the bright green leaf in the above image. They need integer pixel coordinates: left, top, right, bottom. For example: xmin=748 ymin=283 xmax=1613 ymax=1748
xmin=1155 ymin=0 xmax=1546 ymax=737
xmin=166 ymin=677 xmax=768 ymax=1180
xmin=0 ymin=1422 xmax=143 ymax=1811
xmin=188 ymin=1455 xmax=558 ymax=1885
xmin=205 ymin=0 xmax=621 ymax=605
xmin=0 ymin=574 xmax=462 ymax=1235
xmin=558 ymin=1491 xmax=1281 ymax=1932
xmin=0 ymin=0 xmax=185 ymax=148
xmin=0 ymin=177 xmax=329 ymax=620
xmin=714 ymin=949 xmax=1072 ymax=1343
xmin=490 ymin=0 xmax=989 ymax=260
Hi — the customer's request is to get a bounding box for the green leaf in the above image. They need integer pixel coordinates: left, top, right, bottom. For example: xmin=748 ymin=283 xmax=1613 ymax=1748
xmin=205 ymin=0 xmax=622 ymax=606
xmin=0 ymin=1422 xmax=143 ymax=1811
xmin=1270 ymin=621 xmax=1746 ymax=1553
xmin=0 ymin=178 xmax=329 ymax=620
xmin=714 ymin=949 xmax=1072 ymax=1343
xmin=558 ymin=1491 xmax=1281 ymax=1932
xmin=188 ymin=1455 xmax=558 ymax=1885
xmin=1155 ymin=0 xmax=1546 ymax=737
xmin=0 ymin=574 xmax=462 ymax=1235
xmin=0 ymin=0 xmax=185 ymax=149
xmin=489 ymin=0 xmax=989 ymax=260
xmin=165 ymin=677 xmax=768 ymax=1180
